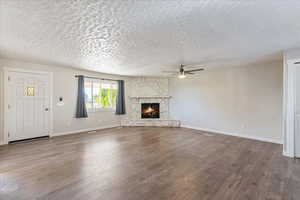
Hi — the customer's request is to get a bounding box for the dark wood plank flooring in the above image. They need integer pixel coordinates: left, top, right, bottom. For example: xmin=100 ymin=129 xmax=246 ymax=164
xmin=0 ymin=127 xmax=299 ymax=200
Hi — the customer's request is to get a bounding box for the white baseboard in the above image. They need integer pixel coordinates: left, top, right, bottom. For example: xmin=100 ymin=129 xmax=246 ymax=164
xmin=181 ymin=125 xmax=283 ymax=144
xmin=0 ymin=141 xmax=5 ymax=146
xmin=52 ymin=124 xmax=121 ymax=137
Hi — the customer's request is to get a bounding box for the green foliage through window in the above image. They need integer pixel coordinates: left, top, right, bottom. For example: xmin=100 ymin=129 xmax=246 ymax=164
xmin=85 ymin=79 xmax=118 ymax=111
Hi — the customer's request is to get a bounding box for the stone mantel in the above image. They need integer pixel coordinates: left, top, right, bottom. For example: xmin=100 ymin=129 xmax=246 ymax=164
xmin=129 ymin=96 xmax=172 ymax=99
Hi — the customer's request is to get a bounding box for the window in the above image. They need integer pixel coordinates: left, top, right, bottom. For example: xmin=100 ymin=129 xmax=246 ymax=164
xmin=26 ymin=86 xmax=35 ymax=96
xmin=84 ymin=78 xmax=118 ymax=112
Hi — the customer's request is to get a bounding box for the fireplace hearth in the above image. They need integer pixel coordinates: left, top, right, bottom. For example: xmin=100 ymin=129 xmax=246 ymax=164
xmin=141 ymin=103 xmax=160 ymax=119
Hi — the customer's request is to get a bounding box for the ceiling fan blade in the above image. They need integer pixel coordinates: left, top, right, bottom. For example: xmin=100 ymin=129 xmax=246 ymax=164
xmin=182 ymin=64 xmax=205 ymax=68
xmin=185 ymin=72 xmax=195 ymax=74
xmin=185 ymin=68 xmax=204 ymax=73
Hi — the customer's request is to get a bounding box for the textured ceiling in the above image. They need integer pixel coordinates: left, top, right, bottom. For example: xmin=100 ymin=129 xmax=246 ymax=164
xmin=1 ymin=0 xmax=300 ymax=76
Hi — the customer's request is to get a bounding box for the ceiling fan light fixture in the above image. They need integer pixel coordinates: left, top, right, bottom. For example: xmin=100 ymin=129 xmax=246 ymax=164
xmin=178 ymin=73 xmax=186 ymax=79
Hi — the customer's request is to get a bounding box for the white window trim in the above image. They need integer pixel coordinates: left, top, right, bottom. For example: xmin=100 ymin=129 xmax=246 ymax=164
xmin=85 ymin=78 xmax=117 ymax=113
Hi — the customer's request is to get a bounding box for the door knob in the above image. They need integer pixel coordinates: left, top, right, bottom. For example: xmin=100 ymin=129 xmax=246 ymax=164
xmin=45 ymin=108 xmax=49 ymax=111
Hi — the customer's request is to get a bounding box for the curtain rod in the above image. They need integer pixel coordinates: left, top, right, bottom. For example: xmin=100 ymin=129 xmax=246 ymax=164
xmin=75 ymin=75 xmax=120 ymax=82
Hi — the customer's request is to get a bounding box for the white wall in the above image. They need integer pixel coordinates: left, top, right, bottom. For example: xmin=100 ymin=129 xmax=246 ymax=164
xmin=0 ymin=58 xmax=127 ymax=143
xmin=0 ymin=58 xmax=284 ymax=145
xmin=169 ymin=62 xmax=283 ymax=144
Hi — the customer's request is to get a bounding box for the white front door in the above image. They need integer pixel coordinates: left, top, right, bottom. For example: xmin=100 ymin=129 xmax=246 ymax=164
xmin=7 ymin=71 xmax=51 ymax=141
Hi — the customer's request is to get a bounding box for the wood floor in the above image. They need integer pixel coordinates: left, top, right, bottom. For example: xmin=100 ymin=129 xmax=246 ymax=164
xmin=0 ymin=127 xmax=299 ymax=200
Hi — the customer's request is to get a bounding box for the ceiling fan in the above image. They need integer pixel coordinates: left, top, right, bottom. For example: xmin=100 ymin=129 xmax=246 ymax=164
xmin=163 ymin=64 xmax=204 ymax=78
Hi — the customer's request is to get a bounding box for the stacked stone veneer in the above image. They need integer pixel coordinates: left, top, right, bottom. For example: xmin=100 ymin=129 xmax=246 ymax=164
xmin=122 ymin=77 xmax=180 ymax=127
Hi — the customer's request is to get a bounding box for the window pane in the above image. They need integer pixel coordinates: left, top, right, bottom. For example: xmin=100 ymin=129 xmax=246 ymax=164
xmin=101 ymin=83 xmax=111 ymax=108
xmin=93 ymin=82 xmax=101 ymax=109
xmin=84 ymin=80 xmax=118 ymax=111
xmin=26 ymin=86 xmax=35 ymax=96
xmin=85 ymin=80 xmax=92 ymax=110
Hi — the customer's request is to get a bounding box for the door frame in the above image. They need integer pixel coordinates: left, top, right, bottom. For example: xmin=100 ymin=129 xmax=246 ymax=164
xmin=282 ymin=58 xmax=300 ymax=157
xmin=3 ymin=67 xmax=53 ymax=144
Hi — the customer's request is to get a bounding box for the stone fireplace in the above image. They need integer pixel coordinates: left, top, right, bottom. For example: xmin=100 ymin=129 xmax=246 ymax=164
xmin=121 ymin=77 xmax=180 ymax=127
xmin=141 ymin=103 xmax=160 ymax=119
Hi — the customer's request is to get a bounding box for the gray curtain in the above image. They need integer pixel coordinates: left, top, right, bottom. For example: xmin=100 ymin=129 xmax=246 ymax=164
xmin=76 ymin=75 xmax=88 ymax=118
xmin=116 ymin=80 xmax=125 ymax=115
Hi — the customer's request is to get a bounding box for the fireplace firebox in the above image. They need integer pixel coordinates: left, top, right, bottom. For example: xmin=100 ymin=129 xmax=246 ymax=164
xmin=141 ymin=103 xmax=160 ymax=119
